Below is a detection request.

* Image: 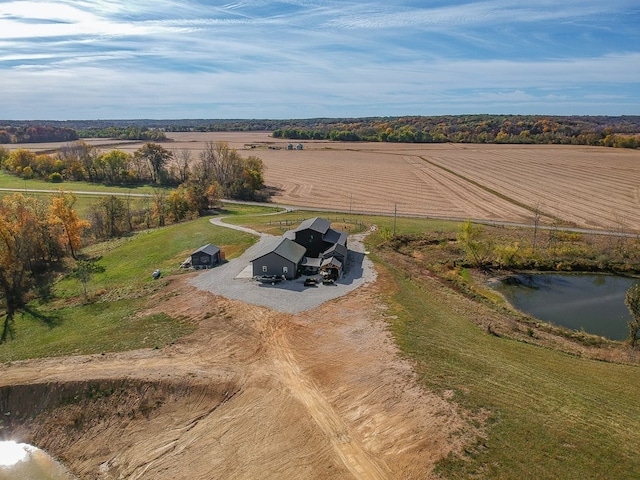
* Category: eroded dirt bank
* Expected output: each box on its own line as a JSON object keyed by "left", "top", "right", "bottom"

{"left": 0, "top": 275, "right": 475, "bottom": 479}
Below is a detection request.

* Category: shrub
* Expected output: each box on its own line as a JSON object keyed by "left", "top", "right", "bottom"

{"left": 49, "top": 172, "right": 63, "bottom": 183}
{"left": 21, "top": 165, "right": 34, "bottom": 179}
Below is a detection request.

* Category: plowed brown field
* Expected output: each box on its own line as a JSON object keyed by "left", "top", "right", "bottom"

{"left": 125, "top": 132, "right": 640, "bottom": 231}
{"left": 12, "top": 132, "right": 640, "bottom": 230}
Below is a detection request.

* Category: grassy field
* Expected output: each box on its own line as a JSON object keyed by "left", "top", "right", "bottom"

{"left": 371, "top": 230, "right": 640, "bottom": 480}
{"left": 0, "top": 170, "right": 158, "bottom": 195}
{"left": 0, "top": 214, "right": 258, "bottom": 362}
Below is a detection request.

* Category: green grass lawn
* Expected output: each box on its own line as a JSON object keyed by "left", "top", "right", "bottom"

{"left": 56, "top": 215, "right": 257, "bottom": 297}
{"left": 0, "top": 170, "right": 158, "bottom": 195}
{"left": 376, "top": 252, "right": 640, "bottom": 480}
{"left": 0, "top": 300, "right": 192, "bottom": 362}
{"left": 0, "top": 215, "right": 257, "bottom": 362}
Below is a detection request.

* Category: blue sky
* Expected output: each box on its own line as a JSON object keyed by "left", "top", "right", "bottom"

{"left": 1, "top": 0, "right": 638, "bottom": 120}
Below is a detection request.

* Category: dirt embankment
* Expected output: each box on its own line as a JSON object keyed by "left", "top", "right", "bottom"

{"left": 0, "top": 273, "right": 476, "bottom": 479}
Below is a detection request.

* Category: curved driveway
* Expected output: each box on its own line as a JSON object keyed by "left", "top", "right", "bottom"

{"left": 188, "top": 217, "right": 377, "bottom": 314}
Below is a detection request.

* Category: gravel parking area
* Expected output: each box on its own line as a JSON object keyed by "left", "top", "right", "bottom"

{"left": 189, "top": 220, "right": 377, "bottom": 314}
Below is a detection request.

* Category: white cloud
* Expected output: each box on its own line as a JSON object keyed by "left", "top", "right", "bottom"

{"left": 0, "top": 1, "right": 638, "bottom": 118}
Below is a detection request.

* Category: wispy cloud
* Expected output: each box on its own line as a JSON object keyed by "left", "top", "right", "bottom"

{"left": 0, "top": 0, "right": 638, "bottom": 118}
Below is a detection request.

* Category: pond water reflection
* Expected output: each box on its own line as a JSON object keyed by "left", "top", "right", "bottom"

{"left": 0, "top": 441, "right": 75, "bottom": 480}
{"left": 494, "top": 274, "right": 637, "bottom": 341}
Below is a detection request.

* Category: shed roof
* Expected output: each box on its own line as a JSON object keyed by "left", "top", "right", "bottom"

{"left": 323, "top": 228, "right": 348, "bottom": 246}
{"left": 322, "top": 242, "right": 348, "bottom": 259}
{"left": 251, "top": 237, "right": 306, "bottom": 264}
{"left": 191, "top": 243, "right": 220, "bottom": 256}
{"left": 321, "top": 256, "right": 342, "bottom": 269}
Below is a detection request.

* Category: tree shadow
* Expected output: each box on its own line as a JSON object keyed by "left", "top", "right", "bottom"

{"left": 22, "top": 305, "right": 62, "bottom": 328}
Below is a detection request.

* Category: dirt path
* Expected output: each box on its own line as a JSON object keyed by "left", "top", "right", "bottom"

{"left": 271, "top": 330, "right": 390, "bottom": 480}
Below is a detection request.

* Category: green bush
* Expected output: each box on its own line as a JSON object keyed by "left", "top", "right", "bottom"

{"left": 49, "top": 172, "right": 63, "bottom": 183}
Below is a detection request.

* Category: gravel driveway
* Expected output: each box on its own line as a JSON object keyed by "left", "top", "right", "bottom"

{"left": 189, "top": 218, "right": 377, "bottom": 314}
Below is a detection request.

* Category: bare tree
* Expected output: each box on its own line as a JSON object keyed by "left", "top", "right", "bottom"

{"left": 174, "top": 149, "right": 192, "bottom": 184}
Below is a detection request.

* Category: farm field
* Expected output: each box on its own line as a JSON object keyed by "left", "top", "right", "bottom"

{"left": 6, "top": 132, "right": 640, "bottom": 231}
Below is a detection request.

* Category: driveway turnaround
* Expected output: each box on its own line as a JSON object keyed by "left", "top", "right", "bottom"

{"left": 189, "top": 219, "right": 377, "bottom": 314}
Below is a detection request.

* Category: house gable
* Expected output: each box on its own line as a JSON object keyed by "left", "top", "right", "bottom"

{"left": 251, "top": 238, "right": 306, "bottom": 279}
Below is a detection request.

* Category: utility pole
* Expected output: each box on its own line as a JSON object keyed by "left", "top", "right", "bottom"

{"left": 393, "top": 202, "right": 397, "bottom": 236}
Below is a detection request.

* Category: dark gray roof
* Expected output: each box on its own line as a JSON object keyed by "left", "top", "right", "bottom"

{"left": 322, "top": 242, "right": 348, "bottom": 259}
{"left": 251, "top": 237, "right": 306, "bottom": 264}
{"left": 191, "top": 243, "right": 220, "bottom": 256}
{"left": 323, "top": 228, "right": 348, "bottom": 246}
{"left": 293, "top": 217, "right": 331, "bottom": 234}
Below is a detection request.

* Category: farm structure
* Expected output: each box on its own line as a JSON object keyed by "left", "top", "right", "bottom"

{"left": 251, "top": 217, "right": 349, "bottom": 281}
{"left": 189, "top": 244, "right": 222, "bottom": 269}
{"left": 284, "top": 217, "right": 348, "bottom": 257}
{"left": 251, "top": 237, "right": 306, "bottom": 280}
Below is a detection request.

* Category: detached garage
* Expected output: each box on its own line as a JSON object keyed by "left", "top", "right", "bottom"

{"left": 251, "top": 238, "right": 306, "bottom": 280}
{"left": 190, "top": 244, "right": 222, "bottom": 269}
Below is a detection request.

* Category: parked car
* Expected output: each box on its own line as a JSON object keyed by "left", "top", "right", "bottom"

{"left": 255, "top": 275, "right": 284, "bottom": 285}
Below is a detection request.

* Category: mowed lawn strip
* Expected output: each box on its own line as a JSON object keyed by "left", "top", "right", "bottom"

{"left": 374, "top": 248, "right": 640, "bottom": 480}
{"left": 0, "top": 215, "right": 258, "bottom": 362}
{"left": 0, "top": 171, "right": 158, "bottom": 195}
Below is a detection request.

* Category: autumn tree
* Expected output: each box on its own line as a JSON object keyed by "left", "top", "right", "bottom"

{"left": 90, "top": 195, "right": 128, "bottom": 239}
{"left": 458, "top": 220, "right": 491, "bottom": 266}
{"left": 4, "top": 149, "right": 36, "bottom": 174}
{"left": 135, "top": 143, "right": 173, "bottom": 184}
{"left": 151, "top": 188, "right": 167, "bottom": 227}
{"left": 57, "top": 141, "right": 99, "bottom": 182}
{"left": 166, "top": 187, "right": 191, "bottom": 223}
{"left": 173, "top": 149, "right": 192, "bottom": 184}
{"left": 193, "top": 141, "right": 264, "bottom": 199}
{"left": 625, "top": 283, "right": 640, "bottom": 347}
{"left": 0, "top": 194, "right": 74, "bottom": 342}
{"left": 96, "top": 150, "right": 131, "bottom": 184}
{"left": 49, "top": 191, "right": 91, "bottom": 259}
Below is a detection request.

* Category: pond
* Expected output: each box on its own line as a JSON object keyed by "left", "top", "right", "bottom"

{"left": 0, "top": 441, "right": 75, "bottom": 480}
{"left": 494, "top": 273, "right": 638, "bottom": 341}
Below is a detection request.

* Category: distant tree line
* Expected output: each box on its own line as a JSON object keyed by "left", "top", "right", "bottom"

{"left": 3, "top": 115, "right": 638, "bottom": 147}
{"left": 76, "top": 126, "right": 167, "bottom": 141}
{"left": 0, "top": 125, "right": 77, "bottom": 144}
{"left": 271, "top": 115, "right": 640, "bottom": 148}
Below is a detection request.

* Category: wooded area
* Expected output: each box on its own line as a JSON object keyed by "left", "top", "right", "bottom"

{"left": 0, "top": 140, "right": 265, "bottom": 236}
{"left": 2, "top": 115, "right": 639, "bottom": 147}
{"left": 272, "top": 115, "right": 640, "bottom": 147}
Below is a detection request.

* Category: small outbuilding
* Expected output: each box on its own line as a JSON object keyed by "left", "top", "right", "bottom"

{"left": 190, "top": 244, "right": 222, "bottom": 269}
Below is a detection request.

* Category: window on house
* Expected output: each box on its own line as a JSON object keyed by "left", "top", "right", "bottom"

{"left": 262, "top": 265, "right": 268, "bottom": 272}
{"left": 283, "top": 266, "right": 288, "bottom": 274}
